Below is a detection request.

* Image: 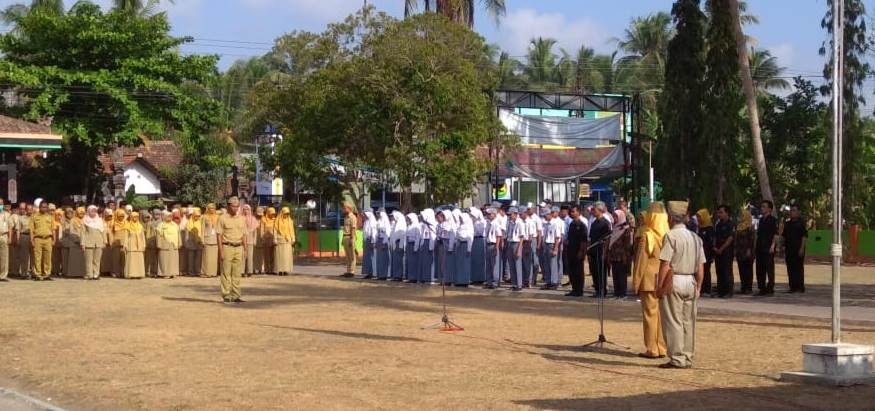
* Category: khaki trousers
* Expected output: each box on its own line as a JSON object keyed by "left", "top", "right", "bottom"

{"left": 659, "top": 275, "right": 698, "bottom": 367}
{"left": 220, "top": 245, "right": 243, "bottom": 300}
{"left": 32, "top": 237, "right": 53, "bottom": 280}
{"left": 83, "top": 247, "right": 103, "bottom": 279}
{"left": 16, "top": 235, "right": 32, "bottom": 277}
{"left": 638, "top": 291, "right": 667, "bottom": 357}
{"left": 0, "top": 241, "right": 8, "bottom": 279}
{"left": 343, "top": 236, "right": 356, "bottom": 274}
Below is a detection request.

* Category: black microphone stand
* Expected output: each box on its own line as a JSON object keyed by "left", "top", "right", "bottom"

{"left": 583, "top": 232, "right": 629, "bottom": 350}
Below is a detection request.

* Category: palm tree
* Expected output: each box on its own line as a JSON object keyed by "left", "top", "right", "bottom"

{"left": 523, "top": 37, "right": 559, "bottom": 86}
{"left": 616, "top": 12, "right": 674, "bottom": 70}
{"left": 1, "top": 0, "right": 64, "bottom": 25}
{"left": 497, "top": 52, "right": 526, "bottom": 89}
{"left": 404, "top": 0, "right": 506, "bottom": 28}
{"left": 112, "top": 0, "right": 174, "bottom": 16}
{"left": 748, "top": 47, "right": 789, "bottom": 92}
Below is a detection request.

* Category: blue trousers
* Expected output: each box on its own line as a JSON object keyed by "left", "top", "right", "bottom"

{"left": 391, "top": 243, "right": 405, "bottom": 280}
{"left": 405, "top": 242, "right": 419, "bottom": 282}
{"left": 418, "top": 239, "right": 434, "bottom": 283}
{"left": 470, "top": 237, "right": 485, "bottom": 283}
{"left": 521, "top": 241, "right": 534, "bottom": 286}
{"left": 455, "top": 241, "right": 471, "bottom": 285}
{"left": 544, "top": 244, "right": 561, "bottom": 286}
{"left": 362, "top": 240, "right": 375, "bottom": 275}
{"left": 486, "top": 243, "right": 500, "bottom": 286}
{"left": 506, "top": 241, "right": 522, "bottom": 288}
{"left": 376, "top": 242, "right": 390, "bottom": 279}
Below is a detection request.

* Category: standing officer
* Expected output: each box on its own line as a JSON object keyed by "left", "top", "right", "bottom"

{"left": 29, "top": 201, "right": 55, "bottom": 281}
{"left": 656, "top": 201, "right": 706, "bottom": 369}
{"left": 565, "top": 205, "right": 588, "bottom": 297}
{"left": 14, "top": 202, "right": 32, "bottom": 279}
{"left": 341, "top": 203, "right": 358, "bottom": 278}
{"left": 0, "top": 199, "right": 10, "bottom": 281}
{"left": 218, "top": 197, "right": 247, "bottom": 303}
{"left": 782, "top": 204, "right": 808, "bottom": 293}
{"left": 755, "top": 200, "right": 778, "bottom": 296}
{"left": 588, "top": 202, "right": 612, "bottom": 298}
{"left": 713, "top": 205, "right": 735, "bottom": 298}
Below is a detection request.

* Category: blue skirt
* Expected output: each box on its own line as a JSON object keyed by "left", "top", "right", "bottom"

{"left": 455, "top": 241, "right": 471, "bottom": 285}
{"left": 470, "top": 237, "right": 486, "bottom": 283}
{"left": 418, "top": 239, "right": 434, "bottom": 283}
{"left": 376, "top": 242, "right": 390, "bottom": 279}
{"left": 391, "top": 244, "right": 405, "bottom": 280}
{"left": 362, "top": 239, "right": 375, "bottom": 275}
{"left": 436, "top": 239, "right": 451, "bottom": 284}
{"left": 405, "top": 242, "right": 419, "bottom": 281}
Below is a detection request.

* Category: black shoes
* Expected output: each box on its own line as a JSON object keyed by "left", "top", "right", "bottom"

{"left": 341, "top": 272, "right": 355, "bottom": 278}
{"left": 659, "top": 362, "right": 690, "bottom": 369}
{"left": 565, "top": 291, "right": 583, "bottom": 297}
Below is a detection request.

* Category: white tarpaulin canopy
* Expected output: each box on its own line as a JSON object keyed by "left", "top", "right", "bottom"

{"left": 498, "top": 109, "right": 621, "bottom": 148}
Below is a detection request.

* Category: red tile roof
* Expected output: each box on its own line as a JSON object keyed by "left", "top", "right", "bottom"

{"left": 0, "top": 115, "right": 55, "bottom": 135}
{"left": 97, "top": 141, "right": 183, "bottom": 176}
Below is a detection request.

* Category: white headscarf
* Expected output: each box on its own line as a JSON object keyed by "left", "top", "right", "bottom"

{"left": 83, "top": 205, "right": 105, "bottom": 232}
{"left": 377, "top": 211, "right": 391, "bottom": 243}
{"left": 363, "top": 211, "right": 378, "bottom": 243}
{"left": 457, "top": 212, "right": 474, "bottom": 242}
{"left": 440, "top": 209, "right": 456, "bottom": 233}
{"left": 406, "top": 213, "right": 421, "bottom": 249}
{"left": 420, "top": 209, "right": 437, "bottom": 229}
{"left": 390, "top": 210, "right": 407, "bottom": 247}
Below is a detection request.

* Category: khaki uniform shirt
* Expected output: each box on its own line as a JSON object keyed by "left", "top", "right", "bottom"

{"left": 218, "top": 213, "right": 245, "bottom": 245}
{"left": 30, "top": 213, "right": 54, "bottom": 238}
{"left": 343, "top": 213, "right": 358, "bottom": 237}
{"left": 659, "top": 224, "right": 706, "bottom": 275}
{"left": 15, "top": 214, "right": 30, "bottom": 235}
{"left": 0, "top": 212, "right": 10, "bottom": 243}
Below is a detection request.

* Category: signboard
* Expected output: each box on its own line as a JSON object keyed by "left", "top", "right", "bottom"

{"left": 271, "top": 177, "right": 283, "bottom": 196}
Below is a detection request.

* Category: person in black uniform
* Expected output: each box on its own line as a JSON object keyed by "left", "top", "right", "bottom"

{"left": 588, "top": 201, "right": 611, "bottom": 298}
{"left": 695, "top": 209, "right": 715, "bottom": 296}
{"left": 564, "top": 205, "right": 588, "bottom": 297}
{"left": 713, "top": 205, "right": 735, "bottom": 298}
{"left": 755, "top": 200, "right": 778, "bottom": 296}
{"left": 783, "top": 204, "right": 808, "bottom": 293}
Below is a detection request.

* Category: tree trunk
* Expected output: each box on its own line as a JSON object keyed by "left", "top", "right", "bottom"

{"left": 728, "top": 0, "right": 774, "bottom": 203}
{"left": 401, "top": 185, "right": 413, "bottom": 213}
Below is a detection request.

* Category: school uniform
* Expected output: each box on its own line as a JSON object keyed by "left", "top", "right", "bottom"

{"left": 375, "top": 211, "right": 391, "bottom": 279}
{"left": 361, "top": 212, "right": 377, "bottom": 277}
{"left": 542, "top": 216, "right": 563, "bottom": 287}
{"left": 418, "top": 210, "right": 437, "bottom": 283}
{"left": 389, "top": 211, "right": 407, "bottom": 281}
{"left": 454, "top": 213, "right": 474, "bottom": 286}
{"left": 484, "top": 214, "right": 504, "bottom": 287}
{"left": 436, "top": 210, "right": 456, "bottom": 285}
{"left": 505, "top": 215, "right": 526, "bottom": 289}
{"left": 469, "top": 208, "right": 486, "bottom": 284}
{"left": 405, "top": 214, "right": 421, "bottom": 282}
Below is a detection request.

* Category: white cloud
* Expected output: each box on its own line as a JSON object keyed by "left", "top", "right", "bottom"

{"left": 235, "top": 0, "right": 373, "bottom": 21}
{"left": 495, "top": 9, "right": 611, "bottom": 58}
{"left": 767, "top": 42, "right": 796, "bottom": 68}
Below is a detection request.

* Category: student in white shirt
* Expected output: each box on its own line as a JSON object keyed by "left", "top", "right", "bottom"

{"left": 418, "top": 209, "right": 438, "bottom": 283}
{"left": 483, "top": 208, "right": 504, "bottom": 289}
{"left": 469, "top": 207, "right": 487, "bottom": 284}
{"left": 404, "top": 213, "right": 421, "bottom": 282}
{"left": 505, "top": 207, "right": 526, "bottom": 291}
{"left": 541, "top": 209, "right": 564, "bottom": 289}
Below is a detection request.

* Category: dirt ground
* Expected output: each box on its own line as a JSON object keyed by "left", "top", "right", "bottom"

{"left": 0, "top": 264, "right": 873, "bottom": 411}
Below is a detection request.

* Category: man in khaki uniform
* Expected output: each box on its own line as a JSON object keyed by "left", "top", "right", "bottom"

{"left": 30, "top": 201, "right": 56, "bottom": 281}
{"left": 656, "top": 201, "right": 705, "bottom": 369}
{"left": 0, "top": 199, "right": 10, "bottom": 281}
{"left": 341, "top": 203, "right": 358, "bottom": 278}
{"left": 218, "top": 197, "right": 246, "bottom": 303}
{"left": 13, "top": 202, "right": 31, "bottom": 278}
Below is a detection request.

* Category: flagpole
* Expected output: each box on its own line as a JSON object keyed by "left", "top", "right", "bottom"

{"left": 830, "top": 0, "right": 843, "bottom": 344}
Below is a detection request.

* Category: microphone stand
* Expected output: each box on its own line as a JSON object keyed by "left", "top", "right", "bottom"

{"left": 423, "top": 238, "right": 464, "bottom": 332}
{"left": 583, "top": 231, "right": 629, "bottom": 350}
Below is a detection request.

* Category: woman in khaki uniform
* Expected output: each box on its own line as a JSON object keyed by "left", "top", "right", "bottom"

{"left": 110, "top": 209, "right": 128, "bottom": 278}
{"left": 122, "top": 212, "right": 145, "bottom": 279}
{"left": 175, "top": 208, "right": 188, "bottom": 276}
{"left": 186, "top": 208, "right": 204, "bottom": 277}
{"left": 273, "top": 207, "right": 295, "bottom": 276}
{"left": 157, "top": 211, "right": 180, "bottom": 279}
{"left": 143, "top": 212, "right": 158, "bottom": 277}
{"left": 62, "top": 207, "right": 86, "bottom": 278}
{"left": 241, "top": 205, "right": 258, "bottom": 276}
{"left": 100, "top": 209, "right": 113, "bottom": 276}
{"left": 260, "top": 207, "right": 277, "bottom": 274}
{"left": 253, "top": 207, "right": 265, "bottom": 274}
{"left": 52, "top": 208, "right": 64, "bottom": 276}
{"left": 632, "top": 203, "right": 670, "bottom": 359}
{"left": 82, "top": 206, "right": 106, "bottom": 280}
{"left": 201, "top": 204, "right": 219, "bottom": 277}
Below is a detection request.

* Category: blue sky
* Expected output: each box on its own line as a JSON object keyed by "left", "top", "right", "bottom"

{"left": 0, "top": 0, "right": 846, "bottom": 84}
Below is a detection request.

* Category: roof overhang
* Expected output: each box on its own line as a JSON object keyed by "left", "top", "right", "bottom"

{"left": 0, "top": 132, "right": 63, "bottom": 150}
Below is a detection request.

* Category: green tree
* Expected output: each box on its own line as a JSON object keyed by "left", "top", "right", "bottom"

{"left": 1, "top": 0, "right": 64, "bottom": 25}
{"left": 523, "top": 37, "right": 559, "bottom": 86}
{"left": 658, "top": 0, "right": 707, "bottom": 203}
{"left": 616, "top": 12, "right": 673, "bottom": 70}
{"left": 0, "top": 2, "right": 224, "bottom": 196}
{"left": 405, "top": 0, "right": 506, "bottom": 28}
{"left": 112, "top": 0, "right": 174, "bottom": 16}
{"left": 748, "top": 47, "right": 789, "bottom": 92}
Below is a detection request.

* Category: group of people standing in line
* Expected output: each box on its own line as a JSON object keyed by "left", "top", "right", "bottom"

{"left": 340, "top": 197, "right": 809, "bottom": 369}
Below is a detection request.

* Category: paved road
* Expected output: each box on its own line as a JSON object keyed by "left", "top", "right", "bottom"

{"left": 290, "top": 262, "right": 875, "bottom": 324}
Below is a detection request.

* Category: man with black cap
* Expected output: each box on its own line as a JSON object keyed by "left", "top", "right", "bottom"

{"left": 656, "top": 200, "right": 705, "bottom": 369}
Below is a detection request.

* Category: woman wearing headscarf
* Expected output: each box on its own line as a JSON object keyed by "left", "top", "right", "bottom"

{"left": 274, "top": 207, "right": 296, "bottom": 276}
{"left": 361, "top": 210, "right": 378, "bottom": 279}
{"left": 100, "top": 209, "right": 113, "bottom": 276}
{"left": 156, "top": 211, "right": 181, "bottom": 279}
{"left": 469, "top": 207, "right": 487, "bottom": 284}
{"left": 110, "top": 209, "right": 128, "bottom": 278}
{"left": 121, "top": 211, "right": 146, "bottom": 279}
{"left": 201, "top": 204, "right": 219, "bottom": 278}
{"left": 404, "top": 213, "right": 421, "bottom": 283}
{"left": 389, "top": 210, "right": 407, "bottom": 281}
{"left": 253, "top": 206, "right": 266, "bottom": 274}
{"left": 186, "top": 208, "right": 204, "bottom": 277}
{"left": 242, "top": 204, "right": 258, "bottom": 276}
{"left": 735, "top": 209, "right": 755, "bottom": 294}
{"left": 173, "top": 208, "right": 187, "bottom": 276}
{"left": 82, "top": 206, "right": 106, "bottom": 280}
{"left": 62, "top": 207, "right": 86, "bottom": 278}
{"left": 419, "top": 209, "right": 438, "bottom": 284}
{"left": 696, "top": 208, "right": 716, "bottom": 296}
{"left": 375, "top": 210, "right": 391, "bottom": 280}
{"left": 608, "top": 209, "right": 634, "bottom": 299}
{"left": 632, "top": 202, "right": 670, "bottom": 359}
{"left": 260, "top": 207, "right": 277, "bottom": 274}
{"left": 455, "top": 210, "right": 474, "bottom": 287}
{"left": 436, "top": 209, "right": 457, "bottom": 285}
{"left": 52, "top": 208, "right": 65, "bottom": 276}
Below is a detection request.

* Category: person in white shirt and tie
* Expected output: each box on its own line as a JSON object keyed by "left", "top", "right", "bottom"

{"left": 469, "top": 207, "right": 487, "bottom": 284}
{"left": 483, "top": 208, "right": 504, "bottom": 289}
{"left": 541, "top": 208, "right": 564, "bottom": 290}
{"left": 505, "top": 207, "right": 526, "bottom": 291}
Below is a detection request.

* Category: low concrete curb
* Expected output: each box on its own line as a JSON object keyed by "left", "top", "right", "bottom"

{"left": 0, "top": 387, "right": 66, "bottom": 411}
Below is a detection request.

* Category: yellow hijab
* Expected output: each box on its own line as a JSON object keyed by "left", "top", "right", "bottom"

{"left": 643, "top": 202, "right": 670, "bottom": 258}
{"left": 276, "top": 207, "right": 294, "bottom": 242}
{"left": 205, "top": 203, "right": 218, "bottom": 226}
{"left": 263, "top": 207, "right": 277, "bottom": 230}
{"left": 696, "top": 208, "right": 713, "bottom": 228}
{"left": 159, "top": 212, "right": 180, "bottom": 248}
{"left": 53, "top": 209, "right": 64, "bottom": 230}
{"left": 126, "top": 212, "right": 143, "bottom": 234}
{"left": 187, "top": 207, "right": 203, "bottom": 240}
{"left": 737, "top": 209, "right": 753, "bottom": 232}
{"left": 73, "top": 207, "right": 85, "bottom": 228}
{"left": 112, "top": 209, "right": 128, "bottom": 232}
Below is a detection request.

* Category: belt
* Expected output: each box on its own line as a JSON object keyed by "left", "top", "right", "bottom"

{"left": 673, "top": 273, "right": 695, "bottom": 276}
{"left": 34, "top": 235, "right": 52, "bottom": 239}
{"left": 223, "top": 242, "right": 243, "bottom": 247}
{"left": 474, "top": 236, "right": 484, "bottom": 238}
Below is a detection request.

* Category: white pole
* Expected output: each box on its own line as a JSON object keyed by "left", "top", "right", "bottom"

{"left": 830, "top": 0, "right": 844, "bottom": 344}
{"left": 649, "top": 168, "right": 655, "bottom": 202}
{"left": 648, "top": 140, "right": 654, "bottom": 201}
